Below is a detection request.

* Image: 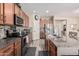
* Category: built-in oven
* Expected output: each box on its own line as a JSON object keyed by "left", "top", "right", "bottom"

{"left": 14, "top": 14, "right": 23, "bottom": 26}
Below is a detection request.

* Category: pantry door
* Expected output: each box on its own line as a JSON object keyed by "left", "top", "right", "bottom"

{"left": 33, "top": 14, "right": 40, "bottom": 40}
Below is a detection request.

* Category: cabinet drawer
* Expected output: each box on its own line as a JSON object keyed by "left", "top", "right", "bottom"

{"left": 0, "top": 44, "right": 14, "bottom": 53}
{"left": 4, "top": 48, "right": 14, "bottom": 56}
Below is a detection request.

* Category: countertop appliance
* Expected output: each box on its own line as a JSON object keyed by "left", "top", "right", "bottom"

{"left": 14, "top": 14, "right": 23, "bottom": 26}
{"left": 6, "top": 29, "right": 20, "bottom": 38}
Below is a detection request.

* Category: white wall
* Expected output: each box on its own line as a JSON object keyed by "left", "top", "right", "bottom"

{"left": 32, "top": 14, "right": 40, "bottom": 40}
{"left": 28, "top": 14, "right": 40, "bottom": 40}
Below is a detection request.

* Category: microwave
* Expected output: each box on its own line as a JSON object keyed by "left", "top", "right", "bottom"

{"left": 14, "top": 14, "right": 23, "bottom": 26}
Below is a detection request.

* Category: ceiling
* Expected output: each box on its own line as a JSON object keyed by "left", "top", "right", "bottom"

{"left": 20, "top": 3, "right": 79, "bottom": 17}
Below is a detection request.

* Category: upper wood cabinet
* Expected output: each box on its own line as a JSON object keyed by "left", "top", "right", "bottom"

{"left": 23, "top": 13, "right": 29, "bottom": 27}
{"left": 4, "top": 3, "right": 14, "bottom": 25}
{"left": 15, "top": 4, "right": 20, "bottom": 16}
{"left": 22, "top": 11, "right": 25, "bottom": 27}
{"left": 0, "top": 3, "right": 29, "bottom": 26}
{"left": 40, "top": 18, "right": 49, "bottom": 28}
{"left": 25, "top": 14, "right": 29, "bottom": 27}
{"left": 0, "top": 3, "right": 3, "bottom": 24}
{"left": 19, "top": 8, "right": 23, "bottom": 18}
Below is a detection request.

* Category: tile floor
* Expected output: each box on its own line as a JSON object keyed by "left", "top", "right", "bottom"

{"left": 29, "top": 39, "right": 45, "bottom": 56}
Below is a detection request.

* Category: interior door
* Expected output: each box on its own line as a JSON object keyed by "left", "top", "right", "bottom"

{"left": 33, "top": 14, "right": 40, "bottom": 40}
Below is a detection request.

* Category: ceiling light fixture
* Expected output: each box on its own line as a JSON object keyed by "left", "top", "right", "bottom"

{"left": 33, "top": 10, "right": 36, "bottom": 13}
{"left": 46, "top": 10, "right": 49, "bottom": 13}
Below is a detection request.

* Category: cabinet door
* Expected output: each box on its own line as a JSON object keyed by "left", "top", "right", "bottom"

{"left": 4, "top": 3, "right": 14, "bottom": 25}
{"left": 0, "top": 43, "right": 14, "bottom": 56}
{"left": 19, "top": 9, "right": 23, "bottom": 19}
{"left": 50, "top": 46, "right": 54, "bottom": 56}
{"left": 15, "top": 39, "right": 21, "bottom": 56}
{"left": 0, "top": 3, "right": 3, "bottom": 24}
{"left": 48, "top": 44, "right": 51, "bottom": 56}
{"left": 22, "top": 12, "right": 26, "bottom": 26}
{"left": 15, "top": 44, "right": 21, "bottom": 56}
{"left": 15, "top": 4, "right": 20, "bottom": 16}
{"left": 4, "top": 49, "right": 14, "bottom": 56}
{"left": 45, "top": 39, "right": 48, "bottom": 51}
{"left": 0, "top": 53, "right": 4, "bottom": 56}
{"left": 25, "top": 15, "right": 29, "bottom": 27}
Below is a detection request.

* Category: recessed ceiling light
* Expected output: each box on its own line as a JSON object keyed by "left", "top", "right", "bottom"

{"left": 46, "top": 10, "right": 49, "bottom": 13}
{"left": 33, "top": 10, "right": 36, "bottom": 13}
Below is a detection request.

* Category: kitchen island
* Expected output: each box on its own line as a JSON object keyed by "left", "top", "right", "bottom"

{"left": 45, "top": 35, "right": 79, "bottom": 56}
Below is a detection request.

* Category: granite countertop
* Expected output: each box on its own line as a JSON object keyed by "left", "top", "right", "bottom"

{"left": 46, "top": 34, "right": 79, "bottom": 55}
{"left": 0, "top": 37, "right": 20, "bottom": 49}
{"left": 46, "top": 34, "right": 79, "bottom": 47}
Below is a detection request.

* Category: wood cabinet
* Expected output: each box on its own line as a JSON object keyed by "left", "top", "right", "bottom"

{"left": 15, "top": 4, "right": 20, "bottom": 16}
{"left": 20, "top": 10, "right": 29, "bottom": 27}
{"left": 0, "top": 3, "right": 3, "bottom": 24}
{"left": 0, "top": 3, "right": 29, "bottom": 26}
{"left": 45, "top": 39, "right": 48, "bottom": 51}
{"left": 4, "top": 3, "right": 14, "bottom": 25}
{"left": 0, "top": 43, "right": 14, "bottom": 56}
{"left": 15, "top": 38, "right": 21, "bottom": 56}
{"left": 0, "top": 38, "right": 21, "bottom": 56}
{"left": 40, "top": 18, "right": 49, "bottom": 28}
{"left": 19, "top": 8, "right": 23, "bottom": 19}
{"left": 48, "top": 40, "right": 57, "bottom": 56}
{"left": 40, "top": 18, "right": 48, "bottom": 39}
{"left": 25, "top": 15, "right": 29, "bottom": 27}
{"left": 23, "top": 12, "right": 26, "bottom": 27}
{"left": 3, "top": 44, "right": 14, "bottom": 56}
{"left": 45, "top": 39, "right": 57, "bottom": 56}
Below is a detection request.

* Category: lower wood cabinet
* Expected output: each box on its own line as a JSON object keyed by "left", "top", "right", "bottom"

{"left": 45, "top": 39, "right": 48, "bottom": 51}
{"left": 0, "top": 43, "right": 14, "bottom": 56}
{"left": 0, "top": 38, "right": 21, "bottom": 56}
{"left": 4, "top": 49, "right": 14, "bottom": 56}
{"left": 14, "top": 38, "right": 21, "bottom": 56}
{"left": 15, "top": 44, "right": 21, "bottom": 56}
{"left": 45, "top": 39, "right": 57, "bottom": 56}
{"left": 49, "top": 40, "right": 57, "bottom": 56}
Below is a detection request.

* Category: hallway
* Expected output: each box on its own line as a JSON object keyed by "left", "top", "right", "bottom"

{"left": 25, "top": 39, "right": 48, "bottom": 56}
